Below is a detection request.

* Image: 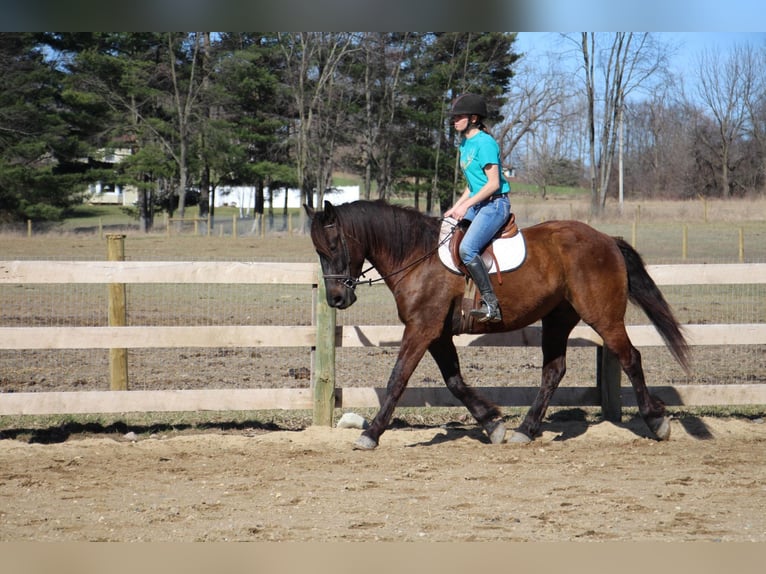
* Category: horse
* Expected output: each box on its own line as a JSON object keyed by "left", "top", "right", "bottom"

{"left": 304, "top": 199, "right": 690, "bottom": 450}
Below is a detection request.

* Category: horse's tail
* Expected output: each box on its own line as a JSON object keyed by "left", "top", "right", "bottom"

{"left": 615, "top": 237, "right": 691, "bottom": 373}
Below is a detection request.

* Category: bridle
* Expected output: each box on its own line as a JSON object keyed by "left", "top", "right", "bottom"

{"left": 319, "top": 219, "right": 457, "bottom": 291}
{"left": 318, "top": 223, "right": 360, "bottom": 290}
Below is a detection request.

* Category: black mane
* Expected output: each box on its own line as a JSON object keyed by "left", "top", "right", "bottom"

{"left": 328, "top": 200, "right": 441, "bottom": 265}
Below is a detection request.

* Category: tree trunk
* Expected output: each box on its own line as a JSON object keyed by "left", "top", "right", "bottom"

{"left": 199, "top": 165, "right": 210, "bottom": 218}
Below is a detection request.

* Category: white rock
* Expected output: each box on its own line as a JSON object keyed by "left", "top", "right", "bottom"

{"left": 336, "top": 412, "right": 368, "bottom": 429}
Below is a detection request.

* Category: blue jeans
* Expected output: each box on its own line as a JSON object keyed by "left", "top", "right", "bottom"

{"left": 458, "top": 194, "right": 511, "bottom": 264}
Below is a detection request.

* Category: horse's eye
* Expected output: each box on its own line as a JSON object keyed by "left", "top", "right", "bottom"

{"left": 325, "top": 231, "right": 342, "bottom": 253}
{"left": 316, "top": 237, "right": 339, "bottom": 260}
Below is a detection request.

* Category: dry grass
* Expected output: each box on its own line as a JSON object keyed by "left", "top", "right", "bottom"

{"left": 3, "top": 196, "right": 766, "bottom": 262}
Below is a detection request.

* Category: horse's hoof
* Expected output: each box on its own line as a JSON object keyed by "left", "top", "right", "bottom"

{"left": 485, "top": 420, "right": 507, "bottom": 444}
{"left": 353, "top": 435, "right": 378, "bottom": 450}
{"left": 648, "top": 416, "right": 671, "bottom": 441}
{"left": 508, "top": 431, "right": 532, "bottom": 444}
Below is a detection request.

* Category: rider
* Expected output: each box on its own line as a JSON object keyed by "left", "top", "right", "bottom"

{"left": 444, "top": 93, "right": 511, "bottom": 323}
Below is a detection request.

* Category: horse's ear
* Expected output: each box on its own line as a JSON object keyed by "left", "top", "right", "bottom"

{"left": 303, "top": 204, "right": 315, "bottom": 220}
{"left": 323, "top": 201, "right": 336, "bottom": 221}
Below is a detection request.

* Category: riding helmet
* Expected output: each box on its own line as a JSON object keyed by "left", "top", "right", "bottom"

{"left": 449, "top": 93, "right": 488, "bottom": 118}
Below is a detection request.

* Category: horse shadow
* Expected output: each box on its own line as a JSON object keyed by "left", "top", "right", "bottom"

{"left": 0, "top": 419, "right": 286, "bottom": 445}
{"left": 403, "top": 424, "right": 489, "bottom": 447}
{"left": 402, "top": 409, "right": 592, "bottom": 447}
{"left": 401, "top": 407, "right": 716, "bottom": 447}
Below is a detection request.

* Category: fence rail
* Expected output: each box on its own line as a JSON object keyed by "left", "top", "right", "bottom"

{"left": 1, "top": 257, "right": 765, "bottom": 423}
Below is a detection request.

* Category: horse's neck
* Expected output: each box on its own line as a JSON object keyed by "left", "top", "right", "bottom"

{"left": 348, "top": 208, "right": 437, "bottom": 277}
{"left": 366, "top": 231, "right": 434, "bottom": 280}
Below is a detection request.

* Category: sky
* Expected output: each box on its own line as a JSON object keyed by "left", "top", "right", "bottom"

{"left": 2, "top": 0, "right": 766, "bottom": 32}
{"left": 514, "top": 32, "right": 766, "bottom": 99}
{"left": 661, "top": 32, "right": 766, "bottom": 73}
{"left": 516, "top": 32, "right": 766, "bottom": 76}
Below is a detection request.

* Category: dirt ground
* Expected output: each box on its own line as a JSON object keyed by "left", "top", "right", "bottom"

{"left": 1, "top": 412, "right": 764, "bottom": 542}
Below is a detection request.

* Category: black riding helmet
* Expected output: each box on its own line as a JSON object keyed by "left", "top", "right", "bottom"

{"left": 449, "top": 93, "right": 488, "bottom": 118}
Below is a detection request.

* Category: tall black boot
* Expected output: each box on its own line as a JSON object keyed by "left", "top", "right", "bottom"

{"left": 465, "top": 256, "right": 502, "bottom": 323}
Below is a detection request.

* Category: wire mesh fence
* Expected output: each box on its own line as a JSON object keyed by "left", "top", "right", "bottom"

{"left": 1, "top": 214, "right": 765, "bottom": 399}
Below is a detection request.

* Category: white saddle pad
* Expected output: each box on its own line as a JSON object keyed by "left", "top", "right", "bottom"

{"left": 438, "top": 217, "right": 527, "bottom": 275}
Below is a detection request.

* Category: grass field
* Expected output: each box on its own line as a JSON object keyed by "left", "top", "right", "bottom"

{"left": 3, "top": 194, "right": 765, "bottom": 264}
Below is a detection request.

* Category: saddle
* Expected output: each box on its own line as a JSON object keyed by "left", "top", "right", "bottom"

{"left": 449, "top": 213, "right": 518, "bottom": 284}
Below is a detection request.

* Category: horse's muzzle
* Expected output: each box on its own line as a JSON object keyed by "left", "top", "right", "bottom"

{"left": 325, "top": 281, "right": 357, "bottom": 309}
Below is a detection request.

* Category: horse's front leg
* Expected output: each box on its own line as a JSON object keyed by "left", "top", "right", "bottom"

{"left": 354, "top": 327, "right": 432, "bottom": 450}
{"left": 429, "top": 335, "right": 506, "bottom": 444}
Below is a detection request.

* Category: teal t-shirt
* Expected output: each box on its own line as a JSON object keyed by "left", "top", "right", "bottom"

{"left": 459, "top": 131, "right": 510, "bottom": 197}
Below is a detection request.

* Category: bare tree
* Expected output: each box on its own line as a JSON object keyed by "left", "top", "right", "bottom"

{"left": 694, "top": 44, "right": 757, "bottom": 198}
{"left": 744, "top": 45, "right": 766, "bottom": 192}
{"left": 577, "top": 33, "right": 668, "bottom": 214}
{"left": 277, "top": 32, "right": 356, "bottom": 228}
{"left": 358, "top": 33, "right": 409, "bottom": 201}
{"left": 163, "top": 32, "right": 207, "bottom": 222}
{"left": 496, "top": 50, "right": 578, "bottom": 196}
{"left": 497, "top": 64, "right": 571, "bottom": 163}
{"left": 625, "top": 81, "right": 693, "bottom": 199}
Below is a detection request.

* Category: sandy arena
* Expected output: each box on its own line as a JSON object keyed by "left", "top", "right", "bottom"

{"left": 1, "top": 413, "right": 764, "bottom": 542}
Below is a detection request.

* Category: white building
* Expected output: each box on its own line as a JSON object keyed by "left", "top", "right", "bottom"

{"left": 86, "top": 148, "right": 138, "bottom": 206}
{"left": 87, "top": 181, "right": 139, "bottom": 206}
{"left": 214, "top": 185, "right": 359, "bottom": 211}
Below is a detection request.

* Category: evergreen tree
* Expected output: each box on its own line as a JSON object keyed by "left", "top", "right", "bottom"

{"left": 0, "top": 33, "right": 94, "bottom": 222}
{"left": 213, "top": 33, "right": 296, "bottom": 227}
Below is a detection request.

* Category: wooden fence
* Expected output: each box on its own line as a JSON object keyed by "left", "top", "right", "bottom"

{"left": 1, "top": 242, "right": 765, "bottom": 425}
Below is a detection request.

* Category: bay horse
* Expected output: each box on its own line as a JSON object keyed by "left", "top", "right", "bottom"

{"left": 304, "top": 199, "right": 690, "bottom": 450}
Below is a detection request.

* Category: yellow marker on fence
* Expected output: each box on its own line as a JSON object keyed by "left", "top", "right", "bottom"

{"left": 631, "top": 220, "right": 637, "bottom": 248}
{"left": 739, "top": 227, "right": 745, "bottom": 262}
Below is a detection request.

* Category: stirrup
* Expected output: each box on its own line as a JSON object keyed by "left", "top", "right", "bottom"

{"left": 470, "top": 300, "right": 502, "bottom": 323}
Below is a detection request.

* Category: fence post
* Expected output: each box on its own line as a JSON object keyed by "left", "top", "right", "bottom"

{"left": 312, "top": 266, "right": 336, "bottom": 427}
{"left": 106, "top": 234, "right": 129, "bottom": 391}
{"left": 597, "top": 346, "right": 622, "bottom": 422}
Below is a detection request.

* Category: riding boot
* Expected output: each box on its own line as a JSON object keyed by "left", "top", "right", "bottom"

{"left": 465, "top": 256, "right": 503, "bottom": 323}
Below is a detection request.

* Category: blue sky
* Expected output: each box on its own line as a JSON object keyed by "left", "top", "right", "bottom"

{"left": 657, "top": 32, "right": 766, "bottom": 74}
{"left": 515, "top": 32, "right": 766, "bottom": 80}
{"left": 504, "top": 1, "right": 766, "bottom": 31}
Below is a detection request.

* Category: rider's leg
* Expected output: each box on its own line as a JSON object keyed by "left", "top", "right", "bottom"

{"left": 459, "top": 196, "right": 509, "bottom": 324}
{"left": 464, "top": 256, "right": 502, "bottom": 322}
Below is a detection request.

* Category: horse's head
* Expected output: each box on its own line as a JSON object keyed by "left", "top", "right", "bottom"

{"left": 304, "top": 201, "right": 364, "bottom": 309}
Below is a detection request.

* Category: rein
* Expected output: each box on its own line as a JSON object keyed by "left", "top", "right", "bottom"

{"left": 321, "top": 218, "right": 456, "bottom": 290}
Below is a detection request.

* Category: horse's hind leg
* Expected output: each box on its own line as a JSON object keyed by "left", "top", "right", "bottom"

{"left": 429, "top": 335, "right": 506, "bottom": 444}
{"left": 600, "top": 326, "right": 670, "bottom": 440}
{"left": 512, "top": 305, "right": 580, "bottom": 443}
